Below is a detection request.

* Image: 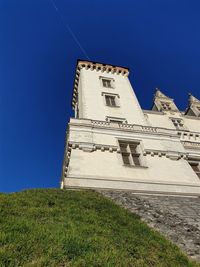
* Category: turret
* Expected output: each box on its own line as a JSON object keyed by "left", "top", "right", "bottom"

{"left": 152, "top": 88, "right": 179, "bottom": 112}
{"left": 185, "top": 93, "right": 200, "bottom": 117}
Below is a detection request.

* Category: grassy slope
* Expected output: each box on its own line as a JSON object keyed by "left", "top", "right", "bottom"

{"left": 0, "top": 189, "right": 199, "bottom": 267}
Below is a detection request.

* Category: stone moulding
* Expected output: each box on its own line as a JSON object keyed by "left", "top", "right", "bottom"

{"left": 182, "top": 141, "right": 200, "bottom": 150}
{"left": 64, "top": 175, "right": 200, "bottom": 196}
{"left": 67, "top": 141, "right": 118, "bottom": 153}
{"left": 66, "top": 141, "right": 187, "bottom": 160}
{"left": 144, "top": 150, "right": 185, "bottom": 160}
{"left": 70, "top": 118, "right": 179, "bottom": 137}
{"left": 187, "top": 154, "right": 200, "bottom": 161}
{"left": 69, "top": 119, "right": 200, "bottom": 143}
{"left": 66, "top": 174, "right": 200, "bottom": 187}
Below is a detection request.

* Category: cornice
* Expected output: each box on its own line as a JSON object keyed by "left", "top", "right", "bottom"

{"left": 69, "top": 118, "right": 179, "bottom": 138}
{"left": 64, "top": 175, "right": 200, "bottom": 190}
{"left": 143, "top": 110, "right": 164, "bottom": 115}
{"left": 65, "top": 141, "right": 188, "bottom": 161}
{"left": 68, "top": 141, "right": 118, "bottom": 153}
{"left": 77, "top": 60, "right": 129, "bottom": 76}
{"left": 182, "top": 141, "right": 200, "bottom": 150}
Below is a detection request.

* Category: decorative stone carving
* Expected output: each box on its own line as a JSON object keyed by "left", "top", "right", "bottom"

{"left": 182, "top": 141, "right": 200, "bottom": 149}
{"left": 79, "top": 143, "right": 94, "bottom": 152}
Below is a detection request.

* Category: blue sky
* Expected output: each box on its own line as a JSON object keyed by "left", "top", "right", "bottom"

{"left": 1, "top": 0, "right": 200, "bottom": 192}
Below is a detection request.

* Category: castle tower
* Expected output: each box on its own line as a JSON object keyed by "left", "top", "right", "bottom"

{"left": 61, "top": 60, "right": 200, "bottom": 195}
{"left": 72, "top": 61, "right": 147, "bottom": 125}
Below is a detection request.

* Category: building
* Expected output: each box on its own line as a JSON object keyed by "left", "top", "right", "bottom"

{"left": 61, "top": 60, "right": 200, "bottom": 195}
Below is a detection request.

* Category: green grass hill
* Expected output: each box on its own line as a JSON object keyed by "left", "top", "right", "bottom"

{"left": 0, "top": 189, "right": 199, "bottom": 267}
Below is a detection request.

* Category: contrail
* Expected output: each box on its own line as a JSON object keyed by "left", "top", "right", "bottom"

{"left": 49, "top": 0, "right": 91, "bottom": 60}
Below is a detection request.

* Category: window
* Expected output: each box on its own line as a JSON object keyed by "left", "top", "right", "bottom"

{"left": 106, "top": 117, "right": 127, "bottom": 124}
{"left": 102, "top": 78, "right": 112, "bottom": 88}
{"left": 171, "top": 118, "right": 184, "bottom": 130}
{"left": 100, "top": 76, "right": 115, "bottom": 88}
{"left": 110, "top": 119, "right": 122, "bottom": 124}
{"left": 188, "top": 161, "right": 200, "bottom": 178}
{"left": 160, "top": 101, "right": 171, "bottom": 111}
{"left": 119, "top": 141, "right": 141, "bottom": 166}
{"left": 102, "top": 92, "right": 120, "bottom": 107}
{"left": 196, "top": 106, "right": 200, "bottom": 111}
{"left": 105, "top": 95, "right": 117, "bottom": 107}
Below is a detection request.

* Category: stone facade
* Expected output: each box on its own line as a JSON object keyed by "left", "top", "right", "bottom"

{"left": 100, "top": 190, "right": 200, "bottom": 261}
{"left": 61, "top": 60, "right": 200, "bottom": 195}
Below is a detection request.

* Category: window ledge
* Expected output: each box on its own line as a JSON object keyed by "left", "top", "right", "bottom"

{"left": 123, "top": 164, "right": 148, "bottom": 169}
{"left": 106, "top": 105, "right": 120, "bottom": 108}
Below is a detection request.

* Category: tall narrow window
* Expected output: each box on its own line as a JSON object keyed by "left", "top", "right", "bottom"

{"left": 105, "top": 95, "right": 116, "bottom": 107}
{"left": 189, "top": 162, "right": 200, "bottom": 178}
{"left": 102, "top": 78, "right": 112, "bottom": 88}
{"left": 119, "top": 141, "right": 141, "bottom": 166}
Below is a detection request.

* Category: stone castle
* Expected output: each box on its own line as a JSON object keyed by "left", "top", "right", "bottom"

{"left": 61, "top": 60, "right": 200, "bottom": 195}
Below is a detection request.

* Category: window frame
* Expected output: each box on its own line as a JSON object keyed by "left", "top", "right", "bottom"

{"left": 118, "top": 140, "right": 147, "bottom": 168}
{"left": 102, "top": 92, "right": 120, "bottom": 107}
{"left": 105, "top": 95, "right": 116, "bottom": 107}
{"left": 100, "top": 76, "right": 115, "bottom": 89}
{"left": 106, "top": 116, "right": 127, "bottom": 124}
{"left": 102, "top": 79, "right": 112, "bottom": 88}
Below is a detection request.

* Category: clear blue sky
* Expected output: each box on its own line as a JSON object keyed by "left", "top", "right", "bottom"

{"left": 1, "top": 0, "right": 200, "bottom": 192}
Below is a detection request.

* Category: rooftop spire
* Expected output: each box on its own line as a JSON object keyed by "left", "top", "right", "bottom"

{"left": 188, "top": 93, "right": 200, "bottom": 105}
{"left": 154, "top": 88, "right": 171, "bottom": 100}
{"left": 152, "top": 88, "right": 178, "bottom": 112}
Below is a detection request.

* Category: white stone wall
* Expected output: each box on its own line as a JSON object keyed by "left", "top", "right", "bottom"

{"left": 78, "top": 68, "right": 147, "bottom": 125}
{"left": 62, "top": 119, "right": 200, "bottom": 194}
{"left": 145, "top": 111, "right": 200, "bottom": 133}
{"left": 184, "top": 116, "right": 200, "bottom": 132}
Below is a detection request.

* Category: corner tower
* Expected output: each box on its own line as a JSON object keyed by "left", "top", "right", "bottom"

{"left": 72, "top": 60, "right": 147, "bottom": 125}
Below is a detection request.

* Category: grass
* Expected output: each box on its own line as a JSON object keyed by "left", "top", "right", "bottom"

{"left": 0, "top": 189, "right": 199, "bottom": 267}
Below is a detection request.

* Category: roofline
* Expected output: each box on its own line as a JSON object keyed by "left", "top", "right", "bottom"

{"left": 76, "top": 59, "right": 129, "bottom": 71}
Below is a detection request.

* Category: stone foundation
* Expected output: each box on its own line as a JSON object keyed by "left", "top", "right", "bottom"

{"left": 99, "top": 190, "right": 200, "bottom": 261}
